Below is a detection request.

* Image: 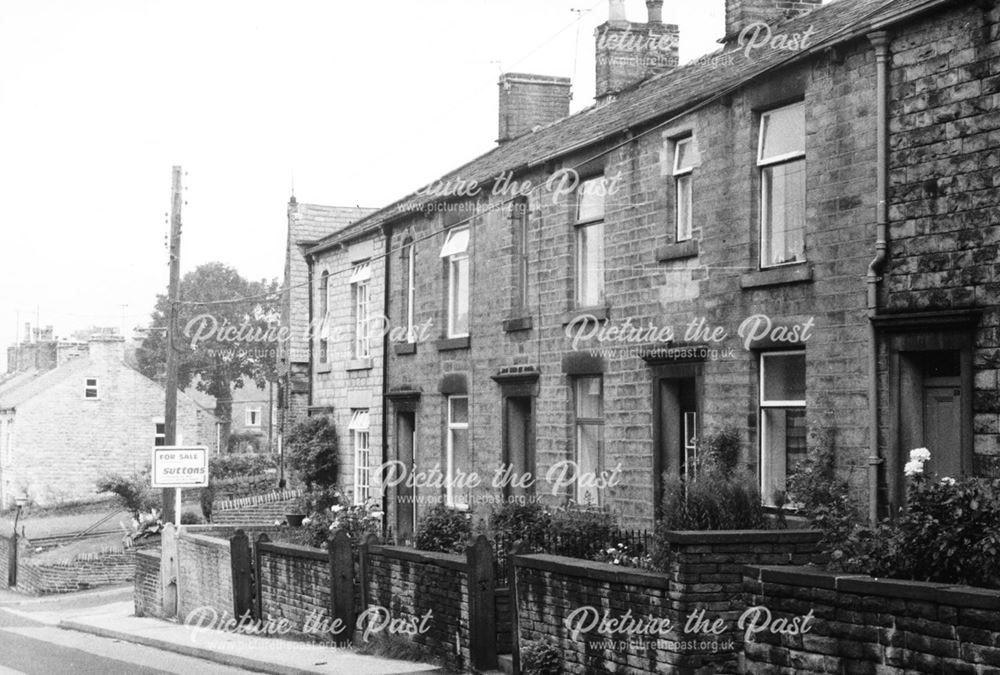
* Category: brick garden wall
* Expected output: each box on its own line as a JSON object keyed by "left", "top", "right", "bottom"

{"left": 177, "top": 531, "right": 233, "bottom": 623}
{"left": 363, "top": 545, "right": 471, "bottom": 670}
{"left": 514, "top": 530, "right": 821, "bottom": 674}
{"left": 743, "top": 565, "right": 1000, "bottom": 673}
{"left": 134, "top": 549, "right": 162, "bottom": 618}
{"left": 256, "top": 540, "right": 335, "bottom": 640}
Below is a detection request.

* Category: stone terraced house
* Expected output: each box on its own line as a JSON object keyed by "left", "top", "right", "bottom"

{"left": 297, "top": 0, "right": 1000, "bottom": 532}
{"left": 0, "top": 333, "right": 216, "bottom": 508}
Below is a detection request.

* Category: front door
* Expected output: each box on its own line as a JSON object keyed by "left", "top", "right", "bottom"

{"left": 503, "top": 397, "right": 533, "bottom": 499}
{"left": 923, "top": 375, "right": 962, "bottom": 478}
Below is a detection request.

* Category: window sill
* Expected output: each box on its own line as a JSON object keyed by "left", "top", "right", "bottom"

{"left": 346, "top": 358, "right": 373, "bottom": 371}
{"left": 562, "top": 306, "right": 610, "bottom": 326}
{"left": 435, "top": 336, "right": 471, "bottom": 351}
{"left": 655, "top": 239, "right": 698, "bottom": 262}
{"left": 740, "top": 263, "right": 812, "bottom": 289}
{"left": 393, "top": 342, "right": 417, "bottom": 356}
{"left": 316, "top": 363, "right": 332, "bottom": 374}
{"left": 503, "top": 315, "right": 533, "bottom": 332}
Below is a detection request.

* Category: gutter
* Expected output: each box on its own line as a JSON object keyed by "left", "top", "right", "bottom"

{"left": 866, "top": 30, "right": 890, "bottom": 524}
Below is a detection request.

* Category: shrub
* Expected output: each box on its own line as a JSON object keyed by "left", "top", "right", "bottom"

{"left": 786, "top": 441, "right": 860, "bottom": 558}
{"left": 209, "top": 453, "right": 276, "bottom": 480}
{"left": 488, "top": 501, "right": 551, "bottom": 552}
{"left": 200, "top": 482, "right": 216, "bottom": 522}
{"left": 886, "top": 469, "right": 1000, "bottom": 588}
{"left": 96, "top": 471, "right": 156, "bottom": 519}
{"left": 521, "top": 637, "right": 562, "bottom": 675}
{"left": 180, "top": 511, "right": 205, "bottom": 525}
{"left": 548, "top": 505, "right": 618, "bottom": 560}
{"left": 226, "top": 431, "right": 265, "bottom": 454}
{"left": 657, "top": 469, "right": 766, "bottom": 532}
{"left": 700, "top": 427, "right": 741, "bottom": 477}
{"left": 286, "top": 417, "right": 339, "bottom": 490}
{"left": 416, "top": 504, "right": 471, "bottom": 554}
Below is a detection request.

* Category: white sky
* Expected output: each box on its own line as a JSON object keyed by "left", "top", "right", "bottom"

{"left": 0, "top": 0, "right": 728, "bottom": 370}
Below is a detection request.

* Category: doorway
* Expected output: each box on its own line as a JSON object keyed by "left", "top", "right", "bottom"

{"left": 502, "top": 396, "right": 534, "bottom": 499}
{"left": 395, "top": 411, "right": 416, "bottom": 541}
{"left": 655, "top": 376, "right": 698, "bottom": 511}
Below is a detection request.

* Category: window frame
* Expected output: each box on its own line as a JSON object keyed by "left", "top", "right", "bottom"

{"left": 319, "top": 270, "right": 330, "bottom": 363}
{"left": 245, "top": 406, "right": 262, "bottom": 428}
{"left": 84, "top": 377, "right": 99, "bottom": 400}
{"left": 350, "top": 409, "right": 371, "bottom": 505}
{"left": 405, "top": 242, "right": 416, "bottom": 342}
{"left": 757, "top": 102, "right": 806, "bottom": 269}
{"left": 673, "top": 137, "right": 694, "bottom": 243}
{"left": 154, "top": 421, "right": 166, "bottom": 446}
{"left": 441, "top": 227, "right": 470, "bottom": 339}
{"left": 446, "top": 395, "right": 470, "bottom": 509}
{"left": 759, "top": 350, "right": 807, "bottom": 507}
{"left": 574, "top": 176, "right": 606, "bottom": 308}
{"left": 512, "top": 198, "right": 530, "bottom": 311}
{"left": 573, "top": 376, "right": 604, "bottom": 506}
{"left": 352, "top": 262, "right": 372, "bottom": 359}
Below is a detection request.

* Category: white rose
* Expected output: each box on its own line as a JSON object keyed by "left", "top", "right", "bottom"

{"left": 909, "top": 447, "right": 931, "bottom": 463}
{"left": 904, "top": 460, "right": 924, "bottom": 477}
{"left": 940, "top": 477, "right": 956, "bottom": 486}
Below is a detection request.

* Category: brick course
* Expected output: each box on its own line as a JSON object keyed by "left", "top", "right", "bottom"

{"left": 743, "top": 564, "right": 1000, "bottom": 674}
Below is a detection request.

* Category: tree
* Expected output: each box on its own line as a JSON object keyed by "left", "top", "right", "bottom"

{"left": 286, "top": 416, "right": 339, "bottom": 490}
{"left": 136, "top": 262, "right": 279, "bottom": 450}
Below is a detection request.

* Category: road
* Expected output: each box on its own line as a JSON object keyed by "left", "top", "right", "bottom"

{"left": 0, "top": 587, "right": 250, "bottom": 675}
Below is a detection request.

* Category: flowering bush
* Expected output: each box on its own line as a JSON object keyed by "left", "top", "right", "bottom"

{"left": 592, "top": 542, "right": 653, "bottom": 569}
{"left": 547, "top": 504, "right": 619, "bottom": 560}
{"left": 488, "top": 501, "right": 551, "bottom": 552}
{"left": 121, "top": 509, "right": 163, "bottom": 548}
{"left": 797, "top": 447, "right": 1000, "bottom": 589}
{"left": 285, "top": 488, "right": 383, "bottom": 550}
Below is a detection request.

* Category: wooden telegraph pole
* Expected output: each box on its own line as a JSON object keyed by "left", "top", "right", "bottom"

{"left": 163, "top": 165, "right": 183, "bottom": 525}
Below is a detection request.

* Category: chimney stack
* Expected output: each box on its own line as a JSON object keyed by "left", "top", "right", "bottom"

{"left": 723, "top": 0, "right": 822, "bottom": 42}
{"left": 498, "top": 73, "right": 572, "bottom": 144}
{"left": 594, "top": 0, "right": 679, "bottom": 104}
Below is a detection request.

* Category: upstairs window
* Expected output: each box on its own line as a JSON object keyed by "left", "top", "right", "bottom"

{"left": 575, "top": 177, "right": 606, "bottom": 308}
{"left": 84, "top": 377, "right": 99, "bottom": 399}
{"left": 245, "top": 406, "right": 261, "bottom": 428}
{"left": 403, "top": 241, "right": 417, "bottom": 342}
{"left": 512, "top": 198, "right": 530, "bottom": 311}
{"left": 440, "top": 227, "right": 470, "bottom": 338}
{"left": 673, "top": 137, "right": 694, "bottom": 242}
{"left": 351, "top": 261, "right": 372, "bottom": 358}
{"left": 319, "top": 270, "right": 330, "bottom": 363}
{"left": 758, "top": 102, "right": 806, "bottom": 267}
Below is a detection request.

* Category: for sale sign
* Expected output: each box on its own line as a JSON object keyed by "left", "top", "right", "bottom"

{"left": 152, "top": 446, "right": 209, "bottom": 488}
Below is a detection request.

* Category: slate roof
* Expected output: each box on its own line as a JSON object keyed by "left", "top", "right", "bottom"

{"left": 291, "top": 203, "right": 377, "bottom": 248}
{"left": 331, "top": 0, "right": 945, "bottom": 239}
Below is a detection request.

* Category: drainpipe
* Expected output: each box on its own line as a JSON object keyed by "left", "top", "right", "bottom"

{"left": 866, "top": 30, "right": 890, "bottom": 524}
{"left": 306, "top": 252, "right": 315, "bottom": 410}
{"left": 381, "top": 224, "right": 392, "bottom": 532}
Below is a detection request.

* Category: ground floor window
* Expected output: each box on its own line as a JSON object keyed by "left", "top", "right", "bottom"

{"left": 446, "top": 396, "right": 469, "bottom": 508}
{"left": 350, "top": 409, "right": 371, "bottom": 505}
{"left": 760, "top": 351, "right": 806, "bottom": 506}
{"left": 573, "top": 376, "right": 604, "bottom": 506}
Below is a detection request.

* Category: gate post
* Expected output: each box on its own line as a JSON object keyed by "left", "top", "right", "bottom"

{"left": 229, "top": 529, "right": 253, "bottom": 619}
{"left": 467, "top": 534, "right": 497, "bottom": 671}
{"left": 329, "top": 529, "right": 354, "bottom": 643}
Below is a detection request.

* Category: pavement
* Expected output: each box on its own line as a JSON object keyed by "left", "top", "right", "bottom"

{"left": 0, "top": 585, "right": 450, "bottom": 675}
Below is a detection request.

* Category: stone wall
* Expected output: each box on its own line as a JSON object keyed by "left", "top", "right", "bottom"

{"left": 514, "top": 529, "right": 821, "bottom": 674}
{"left": 0, "top": 534, "right": 10, "bottom": 588}
{"left": 134, "top": 549, "right": 162, "bottom": 618}
{"left": 743, "top": 565, "right": 1000, "bottom": 674}
{"left": 15, "top": 549, "right": 137, "bottom": 595}
{"left": 256, "top": 540, "right": 336, "bottom": 641}
{"left": 211, "top": 490, "right": 302, "bottom": 525}
{"left": 176, "top": 531, "right": 233, "bottom": 623}
{"left": 363, "top": 545, "right": 470, "bottom": 670}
